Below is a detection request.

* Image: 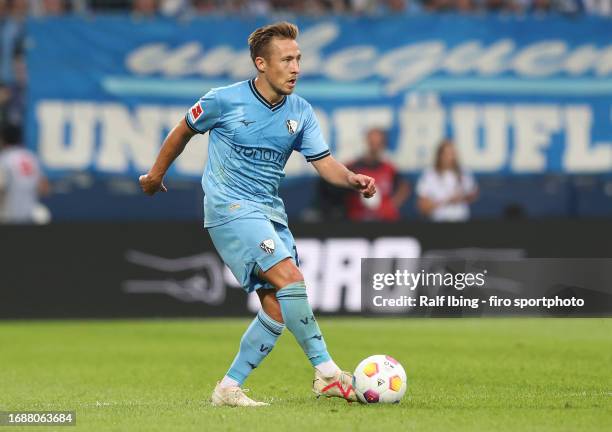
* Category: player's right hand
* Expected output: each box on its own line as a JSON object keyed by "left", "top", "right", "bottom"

{"left": 139, "top": 173, "right": 167, "bottom": 195}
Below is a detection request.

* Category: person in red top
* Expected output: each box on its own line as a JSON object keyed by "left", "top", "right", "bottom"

{"left": 345, "top": 128, "right": 411, "bottom": 221}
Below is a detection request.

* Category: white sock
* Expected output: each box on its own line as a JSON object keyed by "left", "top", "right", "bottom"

{"left": 218, "top": 375, "right": 240, "bottom": 389}
{"left": 315, "top": 360, "right": 340, "bottom": 378}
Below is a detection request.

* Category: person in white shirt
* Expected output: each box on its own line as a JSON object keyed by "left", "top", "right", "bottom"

{"left": 0, "top": 125, "right": 50, "bottom": 224}
{"left": 416, "top": 139, "right": 478, "bottom": 222}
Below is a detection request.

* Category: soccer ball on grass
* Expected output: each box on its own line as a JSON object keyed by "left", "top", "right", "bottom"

{"left": 353, "top": 354, "right": 407, "bottom": 404}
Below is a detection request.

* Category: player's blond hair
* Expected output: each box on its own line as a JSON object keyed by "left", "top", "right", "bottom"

{"left": 248, "top": 22, "right": 299, "bottom": 64}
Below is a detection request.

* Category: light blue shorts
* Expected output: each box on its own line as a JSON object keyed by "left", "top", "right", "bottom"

{"left": 207, "top": 213, "right": 297, "bottom": 293}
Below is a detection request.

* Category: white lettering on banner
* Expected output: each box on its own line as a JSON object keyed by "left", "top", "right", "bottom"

{"left": 36, "top": 100, "right": 612, "bottom": 175}
{"left": 597, "top": 47, "right": 612, "bottom": 76}
{"left": 125, "top": 23, "right": 612, "bottom": 93}
{"left": 452, "top": 104, "right": 508, "bottom": 171}
{"left": 97, "top": 104, "right": 163, "bottom": 172}
{"left": 324, "top": 46, "right": 377, "bottom": 82}
{"left": 512, "top": 105, "right": 561, "bottom": 172}
{"left": 443, "top": 41, "right": 483, "bottom": 74}
{"left": 513, "top": 42, "right": 567, "bottom": 77}
{"left": 475, "top": 39, "right": 515, "bottom": 75}
{"left": 297, "top": 23, "right": 340, "bottom": 76}
{"left": 376, "top": 42, "right": 445, "bottom": 94}
{"left": 565, "top": 45, "right": 600, "bottom": 75}
{"left": 242, "top": 237, "right": 421, "bottom": 313}
{"left": 37, "top": 101, "right": 205, "bottom": 175}
{"left": 37, "top": 101, "right": 96, "bottom": 169}
{"left": 396, "top": 93, "right": 446, "bottom": 171}
{"left": 563, "top": 106, "right": 612, "bottom": 172}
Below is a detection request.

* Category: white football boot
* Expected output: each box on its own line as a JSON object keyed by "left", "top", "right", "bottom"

{"left": 211, "top": 382, "right": 269, "bottom": 407}
{"left": 312, "top": 369, "right": 359, "bottom": 403}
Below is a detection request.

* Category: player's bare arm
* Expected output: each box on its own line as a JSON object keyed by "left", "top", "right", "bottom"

{"left": 139, "top": 118, "right": 197, "bottom": 195}
{"left": 312, "top": 154, "right": 377, "bottom": 198}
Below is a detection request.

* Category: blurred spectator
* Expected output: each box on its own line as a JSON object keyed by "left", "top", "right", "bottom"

{"left": 0, "top": 0, "right": 606, "bottom": 16}
{"left": 132, "top": 0, "right": 159, "bottom": 16}
{"left": 0, "top": 53, "right": 26, "bottom": 128}
{"left": 350, "top": 0, "right": 377, "bottom": 14}
{"left": 530, "top": 0, "right": 553, "bottom": 12}
{"left": 416, "top": 139, "right": 478, "bottom": 222}
{"left": 345, "top": 128, "right": 411, "bottom": 221}
{"left": 40, "top": 0, "right": 66, "bottom": 15}
{"left": 0, "top": 124, "right": 50, "bottom": 224}
{"left": 423, "top": 0, "right": 454, "bottom": 11}
{"left": 483, "top": 0, "right": 517, "bottom": 12}
{"left": 159, "top": 0, "right": 188, "bottom": 16}
{"left": 243, "top": 0, "right": 272, "bottom": 15}
{"left": 583, "top": 0, "right": 611, "bottom": 15}
{"left": 0, "top": 0, "right": 26, "bottom": 86}
{"left": 89, "top": 0, "right": 130, "bottom": 11}
{"left": 191, "top": 0, "right": 216, "bottom": 14}
{"left": 379, "top": 0, "right": 423, "bottom": 13}
{"left": 455, "top": 0, "right": 477, "bottom": 12}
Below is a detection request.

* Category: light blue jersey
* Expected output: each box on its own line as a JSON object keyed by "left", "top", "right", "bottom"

{"left": 185, "top": 79, "right": 330, "bottom": 228}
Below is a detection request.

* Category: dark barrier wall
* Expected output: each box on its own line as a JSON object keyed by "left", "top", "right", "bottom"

{"left": 1, "top": 220, "right": 611, "bottom": 319}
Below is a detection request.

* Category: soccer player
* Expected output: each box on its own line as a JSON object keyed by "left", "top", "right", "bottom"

{"left": 139, "top": 22, "right": 376, "bottom": 407}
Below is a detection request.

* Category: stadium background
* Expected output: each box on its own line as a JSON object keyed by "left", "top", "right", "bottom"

{"left": 1, "top": 0, "right": 611, "bottom": 316}
{"left": 0, "top": 2, "right": 611, "bottom": 431}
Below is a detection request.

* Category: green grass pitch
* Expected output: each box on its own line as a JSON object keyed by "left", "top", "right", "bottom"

{"left": 1, "top": 318, "right": 610, "bottom": 431}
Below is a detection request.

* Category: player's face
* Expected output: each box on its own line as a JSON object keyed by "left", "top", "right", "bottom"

{"left": 262, "top": 38, "right": 301, "bottom": 96}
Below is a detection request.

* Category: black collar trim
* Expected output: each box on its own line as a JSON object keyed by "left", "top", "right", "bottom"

{"left": 249, "top": 79, "right": 286, "bottom": 112}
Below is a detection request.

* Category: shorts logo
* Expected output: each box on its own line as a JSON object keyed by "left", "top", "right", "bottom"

{"left": 191, "top": 103, "right": 203, "bottom": 120}
{"left": 286, "top": 119, "right": 298, "bottom": 135}
{"left": 260, "top": 239, "right": 275, "bottom": 254}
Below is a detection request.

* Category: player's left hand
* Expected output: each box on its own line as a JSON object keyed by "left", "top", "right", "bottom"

{"left": 349, "top": 173, "right": 376, "bottom": 198}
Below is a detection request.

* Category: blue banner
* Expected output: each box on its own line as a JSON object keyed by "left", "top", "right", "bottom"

{"left": 26, "top": 16, "right": 612, "bottom": 178}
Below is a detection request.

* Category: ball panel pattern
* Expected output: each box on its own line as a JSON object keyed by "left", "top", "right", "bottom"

{"left": 363, "top": 389, "right": 380, "bottom": 403}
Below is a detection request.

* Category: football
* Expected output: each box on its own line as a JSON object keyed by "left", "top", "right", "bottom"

{"left": 353, "top": 354, "right": 407, "bottom": 404}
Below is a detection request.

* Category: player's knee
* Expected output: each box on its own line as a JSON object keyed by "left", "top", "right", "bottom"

{"left": 266, "top": 258, "right": 303, "bottom": 290}
{"left": 278, "top": 264, "right": 303, "bottom": 288}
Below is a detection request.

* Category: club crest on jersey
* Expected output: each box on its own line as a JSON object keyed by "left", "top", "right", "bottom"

{"left": 286, "top": 119, "right": 298, "bottom": 135}
{"left": 191, "top": 103, "right": 203, "bottom": 120}
{"left": 260, "top": 239, "right": 275, "bottom": 255}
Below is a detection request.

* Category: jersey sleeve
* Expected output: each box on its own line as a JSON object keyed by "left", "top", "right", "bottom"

{"left": 294, "top": 104, "right": 330, "bottom": 163}
{"left": 185, "top": 89, "right": 222, "bottom": 134}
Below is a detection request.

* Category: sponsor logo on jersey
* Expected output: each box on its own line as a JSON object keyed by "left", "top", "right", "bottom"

{"left": 231, "top": 143, "right": 287, "bottom": 166}
{"left": 260, "top": 239, "right": 275, "bottom": 254}
{"left": 191, "top": 103, "right": 203, "bottom": 120}
{"left": 286, "top": 119, "right": 298, "bottom": 135}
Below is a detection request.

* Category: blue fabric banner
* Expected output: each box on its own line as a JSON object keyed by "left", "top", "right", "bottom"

{"left": 26, "top": 16, "right": 612, "bottom": 178}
